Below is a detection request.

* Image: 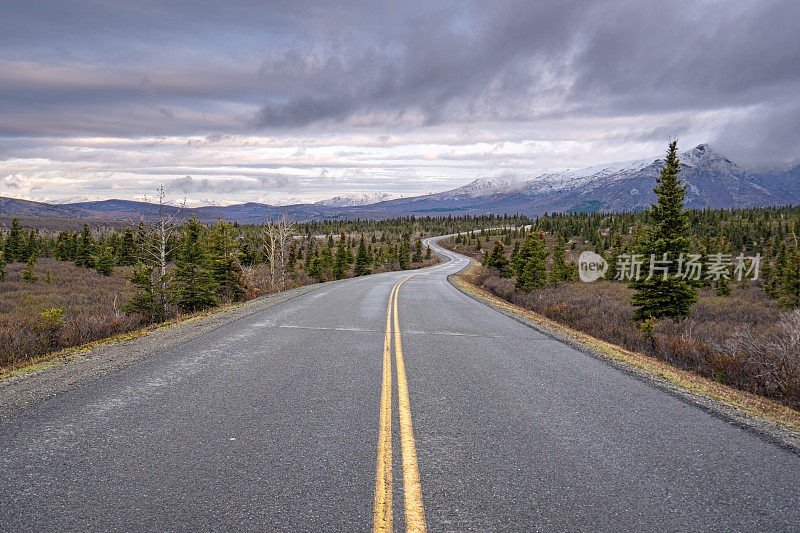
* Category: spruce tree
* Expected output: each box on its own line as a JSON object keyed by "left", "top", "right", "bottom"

{"left": 354, "top": 236, "right": 372, "bottom": 276}
{"left": 208, "top": 220, "right": 245, "bottom": 302}
{"left": 333, "top": 231, "right": 349, "bottom": 279}
{"left": 425, "top": 246, "right": 432, "bottom": 260}
{"left": 515, "top": 232, "right": 548, "bottom": 292}
{"left": 713, "top": 235, "right": 731, "bottom": 297}
{"left": 308, "top": 256, "right": 325, "bottom": 282}
{"left": 398, "top": 239, "right": 410, "bottom": 270}
{"left": 45, "top": 269, "right": 52, "bottom": 284}
{"left": 630, "top": 141, "right": 698, "bottom": 321}
{"left": 549, "top": 234, "right": 572, "bottom": 283}
{"left": 413, "top": 239, "right": 423, "bottom": 263}
{"left": 287, "top": 240, "right": 297, "bottom": 277}
{"left": 75, "top": 224, "right": 96, "bottom": 268}
{"left": 607, "top": 232, "right": 625, "bottom": 281}
{"left": 24, "top": 230, "right": 38, "bottom": 259}
{"left": 320, "top": 244, "right": 333, "bottom": 276}
{"left": 22, "top": 254, "right": 39, "bottom": 283}
{"left": 6, "top": 217, "right": 22, "bottom": 262}
{"left": 171, "top": 218, "right": 219, "bottom": 312}
{"left": 118, "top": 227, "right": 137, "bottom": 266}
{"left": 95, "top": 245, "right": 115, "bottom": 276}
{"left": 0, "top": 251, "right": 5, "bottom": 282}
{"left": 124, "top": 262, "right": 166, "bottom": 322}
{"left": 778, "top": 246, "right": 800, "bottom": 309}
{"left": 485, "top": 241, "right": 511, "bottom": 277}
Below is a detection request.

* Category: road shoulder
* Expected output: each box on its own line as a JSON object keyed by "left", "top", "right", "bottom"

{"left": 0, "top": 283, "right": 323, "bottom": 419}
{"left": 447, "top": 265, "right": 800, "bottom": 454}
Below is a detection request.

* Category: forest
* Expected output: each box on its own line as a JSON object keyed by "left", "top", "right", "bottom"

{"left": 0, "top": 208, "right": 529, "bottom": 370}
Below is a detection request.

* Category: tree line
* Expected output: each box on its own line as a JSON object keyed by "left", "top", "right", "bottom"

{"left": 453, "top": 141, "right": 800, "bottom": 317}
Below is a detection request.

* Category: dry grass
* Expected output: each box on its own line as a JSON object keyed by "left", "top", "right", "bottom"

{"left": 0, "top": 258, "right": 141, "bottom": 369}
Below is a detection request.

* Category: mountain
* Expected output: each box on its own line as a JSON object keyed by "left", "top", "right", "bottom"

{"left": 509, "top": 144, "right": 796, "bottom": 213}
{"left": 314, "top": 192, "right": 399, "bottom": 207}
{"left": 341, "top": 144, "right": 798, "bottom": 217}
{"left": 1, "top": 144, "right": 798, "bottom": 223}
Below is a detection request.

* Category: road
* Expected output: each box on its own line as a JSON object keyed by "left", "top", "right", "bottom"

{"left": 2, "top": 237, "right": 800, "bottom": 532}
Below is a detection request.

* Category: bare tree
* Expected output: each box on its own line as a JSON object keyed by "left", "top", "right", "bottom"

{"left": 262, "top": 213, "right": 293, "bottom": 291}
{"left": 136, "top": 184, "right": 183, "bottom": 316}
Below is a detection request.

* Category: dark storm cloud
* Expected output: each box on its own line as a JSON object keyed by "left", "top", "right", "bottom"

{"left": 1, "top": 0, "right": 799, "bottom": 158}
{"left": 173, "top": 174, "right": 298, "bottom": 194}
{"left": 252, "top": 1, "right": 800, "bottom": 123}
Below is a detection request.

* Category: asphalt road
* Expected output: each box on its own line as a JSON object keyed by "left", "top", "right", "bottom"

{"left": 2, "top": 237, "right": 800, "bottom": 532}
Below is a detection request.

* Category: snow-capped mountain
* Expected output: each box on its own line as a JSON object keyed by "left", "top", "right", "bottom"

{"left": 437, "top": 176, "right": 522, "bottom": 198}
{"left": 166, "top": 198, "right": 233, "bottom": 208}
{"left": 41, "top": 195, "right": 107, "bottom": 204}
{"left": 314, "top": 192, "right": 399, "bottom": 207}
{"left": 507, "top": 143, "right": 795, "bottom": 212}
{"left": 5, "top": 144, "right": 799, "bottom": 222}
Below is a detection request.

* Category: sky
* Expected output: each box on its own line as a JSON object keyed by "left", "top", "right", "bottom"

{"left": 1, "top": 0, "right": 799, "bottom": 206}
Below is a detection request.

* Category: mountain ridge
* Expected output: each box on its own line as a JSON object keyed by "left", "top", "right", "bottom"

{"left": 2, "top": 144, "right": 798, "bottom": 223}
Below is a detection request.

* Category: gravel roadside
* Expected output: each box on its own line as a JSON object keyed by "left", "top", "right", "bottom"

{"left": 0, "top": 282, "right": 323, "bottom": 420}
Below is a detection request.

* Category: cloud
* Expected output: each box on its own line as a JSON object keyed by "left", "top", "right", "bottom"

{"left": 713, "top": 96, "right": 800, "bottom": 164}
{"left": 172, "top": 174, "right": 299, "bottom": 194}
{"left": 1, "top": 0, "right": 799, "bottom": 203}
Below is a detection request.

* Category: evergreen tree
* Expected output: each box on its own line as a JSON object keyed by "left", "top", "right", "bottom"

{"left": 208, "top": 220, "right": 245, "bottom": 302}
{"left": 607, "top": 232, "right": 625, "bottom": 281}
{"left": 778, "top": 246, "right": 800, "bottom": 309}
{"left": 287, "top": 240, "right": 297, "bottom": 277}
{"left": 425, "top": 246, "right": 432, "bottom": 260}
{"left": 6, "top": 217, "right": 22, "bottom": 262}
{"left": 398, "top": 239, "right": 410, "bottom": 270}
{"left": 515, "top": 232, "right": 548, "bottom": 292}
{"left": 413, "top": 239, "right": 423, "bottom": 263}
{"left": 333, "top": 231, "right": 349, "bottom": 279}
{"left": 124, "top": 262, "right": 166, "bottom": 322}
{"left": 484, "top": 241, "right": 511, "bottom": 277}
{"left": 55, "top": 232, "right": 70, "bottom": 261}
{"left": 308, "top": 256, "right": 325, "bottom": 282}
{"left": 768, "top": 243, "right": 789, "bottom": 298}
{"left": 549, "top": 234, "right": 572, "bottom": 283}
{"left": 0, "top": 251, "right": 5, "bottom": 282}
{"left": 24, "top": 230, "right": 38, "bottom": 259}
{"left": 118, "top": 227, "right": 137, "bottom": 266}
{"left": 354, "top": 236, "right": 372, "bottom": 276}
{"left": 75, "top": 224, "right": 96, "bottom": 268}
{"left": 320, "top": 244, "right": 334, "bottom": 277}
{"left": 630, "top": 141, "right": 698, "bottom": 321}
{"left": 45, "top": 269, "right": 52, "bottom": 284}
{"left": 95, "top": 245, "right": 115, "bottom": 276}
{"left": 22, "top": 254, "right": 39, "bottom": 283}
{"left": 713, "top": 235, "right": 731, "bottom": 297}
{"left": 171, "top": 218, "right": 219, "bottom": 312}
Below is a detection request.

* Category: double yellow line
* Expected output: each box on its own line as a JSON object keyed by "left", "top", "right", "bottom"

{"left": 373, "top": 275, "right": 427, "bottom": 533}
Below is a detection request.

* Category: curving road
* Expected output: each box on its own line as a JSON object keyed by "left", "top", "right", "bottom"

{"left": 2, "top": 237, "right": 800, "bottom": 531}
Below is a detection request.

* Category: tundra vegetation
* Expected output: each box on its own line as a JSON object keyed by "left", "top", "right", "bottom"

{"left": 0, "top": 208, "right": 528, "bottom": 370}
{"left": 444, "top": 142, "right": 800, "bottom": 408}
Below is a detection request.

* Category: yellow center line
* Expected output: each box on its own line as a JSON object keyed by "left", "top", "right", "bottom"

{"left": 393, "top": 276, "right": 427, "bottom": 532}
{"left": 373, "top": 282, "right": 397, "bottom": 533}
{"left": 373, "top": 274, "right": 427, "bottom": 533}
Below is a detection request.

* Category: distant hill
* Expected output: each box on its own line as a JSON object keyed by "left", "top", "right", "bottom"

{"left": 2, "top": 144, "right": 798, "bottom": 223}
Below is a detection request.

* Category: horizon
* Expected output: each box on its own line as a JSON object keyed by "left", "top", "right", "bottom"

{"left": 3, "top": 141, "right": 749, "bottom": 208}
{"left": 2, "top": 2, "right": 800, "bottom": 206}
